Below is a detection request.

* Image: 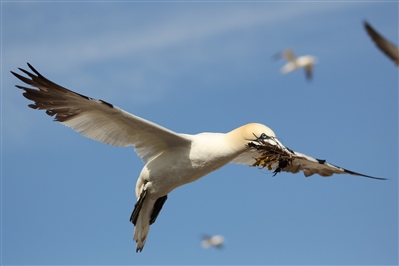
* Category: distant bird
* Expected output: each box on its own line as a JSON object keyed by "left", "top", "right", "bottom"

{"left": 364, "top": 21, "right": 399, "bottom": 66}
{"left": 274, "top": 49, "right": 317, "bottom": 80}
{"left": 201, "top": 235, "right": 224, "bottom": 249}
{"left": 11, "top": 63, "right": 385, "bottom": 252}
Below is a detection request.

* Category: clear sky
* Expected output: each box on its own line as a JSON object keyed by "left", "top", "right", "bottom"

{"left": 1, "top": 1, "right": 398, "bottom": 265}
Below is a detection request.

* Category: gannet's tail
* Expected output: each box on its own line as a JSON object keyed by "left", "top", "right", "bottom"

{"left": 132, "top": 198, "right": 154, "bottom": 252}
{"left": 130, "top": 190, "right": 168, "bottom": 252}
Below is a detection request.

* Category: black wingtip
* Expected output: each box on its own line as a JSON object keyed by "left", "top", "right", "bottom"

{"left": 363, "top": 175, "right": 387, "bottom": 181}
{"left": 362, "top": 175, "right": 388, "bottom": 181}
{"left": 363, "top": 20, "right": 374, "bottom": 33}
{"left": 26, "top": 62, "right": 41, "bottom": 76}
{"left": 344, "top": 168, "right": 387, "bottom": 181}
{"left": 10, "top": 70, "right": 18, "bottom": 78}
{"left": 12, "top": 63, "right": 40, "bottom": 78}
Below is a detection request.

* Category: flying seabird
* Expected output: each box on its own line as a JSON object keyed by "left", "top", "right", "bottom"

{"left": 364, "top": 21, "right": 399, "bottom": 66}
{"left": 11, "top": 63, "right": 385, "bottom": 252}
{"left": 274, "top": 49, "right": 317, "bottom": 81}
{"left": 201, "top": 235, "right": 225, "bottom": 249}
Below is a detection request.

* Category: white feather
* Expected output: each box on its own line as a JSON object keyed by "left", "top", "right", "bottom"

{"left": 12, "top": 64, "right": 384, "bottom": 252}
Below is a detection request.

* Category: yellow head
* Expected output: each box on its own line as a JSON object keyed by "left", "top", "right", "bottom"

{"left": 227, "top": 123, "right": 276, "bottom": 149}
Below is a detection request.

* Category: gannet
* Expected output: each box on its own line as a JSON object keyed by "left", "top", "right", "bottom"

{"left": 364, "top": 21, "right": 399, "bottom": 66}
{"left": 274, "top": 49, "right": 316, "bottom": 80}
{"left": 11, "top": 63, "right": 385, "bottom": 252}
{"left": 201, "top": 235, "right": 224, "bottom": 249}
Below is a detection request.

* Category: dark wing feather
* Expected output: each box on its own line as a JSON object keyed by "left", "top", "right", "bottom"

{"left": 304, "top": 64, "right": 313, "bottom": 81}
{"left": 246, "top": 138, "right": 385, "bottom": 180}
{"left": 11, "top": 63, "right": 191, "bottom": 163}
{"left": 280, "top": 152, "right": 386, "bottom": 180}
{"left": 364, "top": 21, "right": 399, "bottom": 66}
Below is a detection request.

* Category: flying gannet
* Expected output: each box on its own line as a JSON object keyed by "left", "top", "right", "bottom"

{"left": 274, "top": 49, "right": 317, "bottom": 80}
{"left": 364, "top": 21, "right": 399, "bottom": 66}
{"left": 201, "top": 235, "right": 225, "bottom": 249}
{"left": 11, "top": 63, "right": 384, "bottom": 252}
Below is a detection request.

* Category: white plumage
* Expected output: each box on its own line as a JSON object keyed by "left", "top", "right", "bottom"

{"left": 275, "top": 49, "right": 317, "bottom": 80}
{"left": 201, "top": 235, "right": 225, "bottom": 249}
{"left": 11, "top": 64, "right": 384, "bottom": 252}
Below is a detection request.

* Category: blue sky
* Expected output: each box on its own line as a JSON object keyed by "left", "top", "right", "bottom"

{"left": 1, "top": 1, "right": 398, "bottom": 265}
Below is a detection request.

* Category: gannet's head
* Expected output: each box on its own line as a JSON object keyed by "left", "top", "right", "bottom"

{"left": 228, "top": 123, "right": 276, "bottom": 147}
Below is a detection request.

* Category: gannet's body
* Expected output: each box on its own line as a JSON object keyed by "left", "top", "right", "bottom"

{"left": 201, "top": 235, "right": 225, "bottom": 249}
{"left": 364, "top": 21, "right": 399, "bottom": 66}
{"left": 275, "top": 49, "right": 316, "bottom": 80}
{"left": 12, "top": 64, "right": 383, "bottom": 252}
{"left": 131, "top": 127, "right": 269, "bottom": 250}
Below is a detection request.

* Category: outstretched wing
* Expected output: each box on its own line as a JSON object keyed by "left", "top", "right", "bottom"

{"left": 11, "top": 63, "right": 191, "bottom": 163}
{"left": 364, "top": 21, "right": 399, "bottom": 66}
{"left": 304, "top": 64, "right": 313, "bottom": 81}
{"left": 277, "top": 151, "right": 385, "bottom": 179}
{"left": 283, "top": 49, "right": 296, "bottom": 62}
{"left": 273, "top": 49, "right": 296, "bottom": 62}
{"left": 232, "top": 136, "right": 385, "bottom": 180}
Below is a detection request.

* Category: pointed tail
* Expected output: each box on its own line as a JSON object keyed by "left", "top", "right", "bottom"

{"left": 130, "top": 194, "right": 168, "bottom": 252}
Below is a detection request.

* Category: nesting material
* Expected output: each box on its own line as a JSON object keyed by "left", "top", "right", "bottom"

{"left": 248, "top": 134, "right": 295, "bottom": 176}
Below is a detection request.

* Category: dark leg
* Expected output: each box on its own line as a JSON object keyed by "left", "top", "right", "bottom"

{"left": 149, "top": 195, "right": 168, "bottom": 225}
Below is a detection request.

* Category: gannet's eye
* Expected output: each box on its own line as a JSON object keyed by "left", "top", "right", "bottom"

{"left": 254, "top": 133, "right": 270, "bottom": 141}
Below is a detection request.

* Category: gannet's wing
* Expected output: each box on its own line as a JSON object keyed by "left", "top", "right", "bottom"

{"left": 231, "top": 138, "right": 385, "bottom": 180}
{"left": 277, "top": 151, "right": 385, "bottom": 180}
{"left": 283, "top": 49, "right": 297, "bottom": 62}
{"left": 364, "top": 21, "right": 399, "bottom": 66}
{"left": 304, "top": 63, "right": 313, "bottom": 80}
{"left": 11, "top": 63, "right": 191, "bottom": 163}
{"left": 273, "top": 49, "right": 296, "bottom": 62}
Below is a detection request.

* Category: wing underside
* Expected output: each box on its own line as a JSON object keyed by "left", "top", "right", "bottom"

{"left": 11, "top": 63, "right": 191, "bottom": 163}
{"left": 236, "top": 136, "right": 385, "bottom": 180}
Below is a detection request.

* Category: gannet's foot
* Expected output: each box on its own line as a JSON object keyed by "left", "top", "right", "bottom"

{"left": 130, "top": 188, "right": 147, "bottom": 225}
{"left": 150, "top": 195, "right": 168, "bottom": 225}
